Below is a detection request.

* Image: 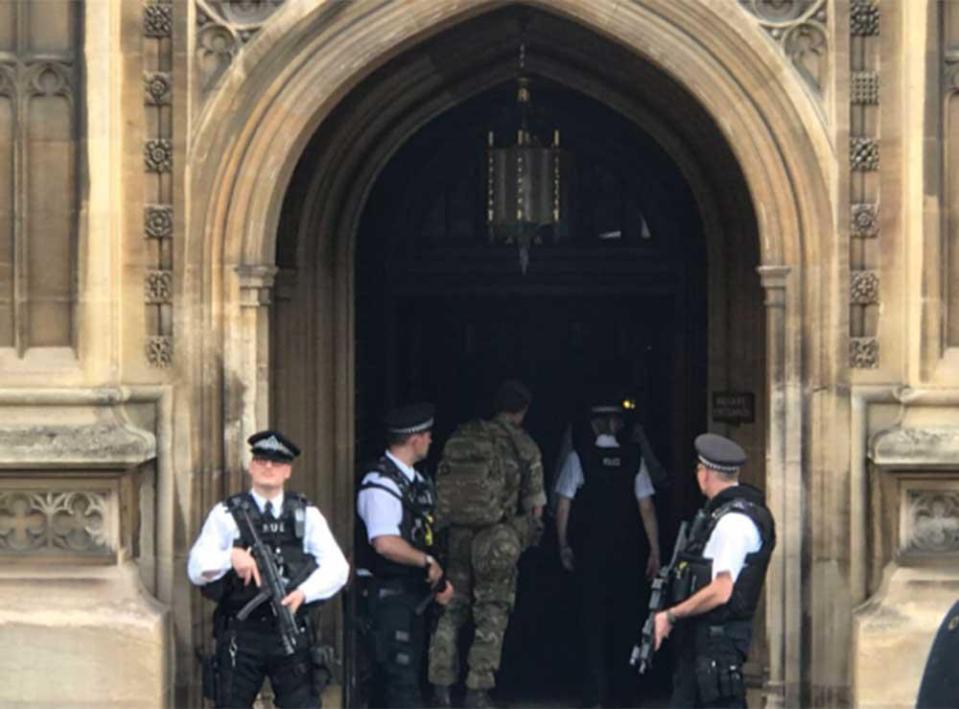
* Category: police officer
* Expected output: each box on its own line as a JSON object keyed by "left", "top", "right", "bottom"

{"left": 555, "top": 400, "right": 661, "bottom": 707}
{"left": 916, "top": 598, "right": 959, "bottom": 707}
{"left": 188, "top": 430, "right": 350, "bottom": 708}
{"left": 653, "top": 433, "right": 776, "bottom": 708}
{"left": 356, "top": 403, "right": 455, "bottom": 707}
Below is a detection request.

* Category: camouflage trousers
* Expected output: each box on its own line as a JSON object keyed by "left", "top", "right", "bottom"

{"left": 427, "top": 522, "right": 522, "bottom": 690}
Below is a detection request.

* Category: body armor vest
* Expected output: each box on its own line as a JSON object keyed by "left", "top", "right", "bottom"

{"left": 672, "top": 484, "right": 776, "bottom": 625}
{"left": 205, "top": 491, "right": 316, "bottom": 620}
{"left": 567, "top": 439, "right": 643, "bottom": 555}
{"left": 357, "top": 455, "right": 436, "bottom": 582}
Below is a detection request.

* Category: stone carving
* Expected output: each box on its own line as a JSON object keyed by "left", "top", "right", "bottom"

{"left": 851, "top": 137, "right": 879, "bottom": 171}
{"left": 144, "top": 3, "right": 173, "bottom": 39}
{"left": 147, "top": 335, "right": 173, "bottom": 368}
{"left": 0, "top": 491, "right": 110, "bottom": 556}
{"left": 25, "top": 61, "right": 72, "bottom": 97}
{"left": 195, "top": 0, "right": 286, "bottom": 91}
{"left": 850, "top": 337, "right": 879, "bottom": 369}
{"left": 851, "top": 71, "right": 879, "bottom": 104}
{"left": 144, "top": 139, "right": 173, "bottom": 173}
{"left": 850, "top": 1, "right": 880, "bottom": 37}
{"left": 144, "top": 71, "right": 172, "bottom": 105}
{"left": 906, "top": 491, "right": 959, "bottom": 554}
{"left": 851, "top": 271, "right": 879, "bottom": 305}
{"left": 145, "top": 270, "right": 173, "bottom": 304}
{"left": 145, "top": 204, "right": 173, "bottom": 239}
{"left": 852, "top": 203, "right": 879, "bottom": 237}
{"left": 738, "top": 0, "right": 828, "bottom": 95}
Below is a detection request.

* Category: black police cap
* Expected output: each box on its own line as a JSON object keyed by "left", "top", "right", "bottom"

{"left": 695, "top": 433, "right": 746, "bottom": 473}
{"left": 248, "top": 429, "right": 300, "bottom": 462}
{"left": 385, "top": 402, "right": 435, "bottom": 435}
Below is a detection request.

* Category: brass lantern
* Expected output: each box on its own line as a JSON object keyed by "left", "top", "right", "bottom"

{"left": 486, "top": 45, "right": 569, "bottom": 273}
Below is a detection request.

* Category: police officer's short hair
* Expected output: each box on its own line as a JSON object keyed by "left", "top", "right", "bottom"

{"left": 494, "top": 379, "right": 532, "bottom": 414}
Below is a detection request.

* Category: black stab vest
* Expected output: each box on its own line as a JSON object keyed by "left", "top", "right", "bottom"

{"left": 203, "top": 491, "right": 315, "bottom": 619}
{"left": 567, "top": 439, "right": 643, "bottom": 555}
{"left": 357, "top": 455, "right": 436, "bottom": 583}
{"left": 672, "top": 484, "right": 776, "bottom": 625}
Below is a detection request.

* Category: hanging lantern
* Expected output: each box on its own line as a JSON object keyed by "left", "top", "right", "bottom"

{"left": 486, "top": 46, "right": 569, "bottom": 273}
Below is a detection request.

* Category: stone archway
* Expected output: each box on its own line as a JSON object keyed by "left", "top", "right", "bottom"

{"left": 184, "top": 1, "right": 837, "bottom": 704}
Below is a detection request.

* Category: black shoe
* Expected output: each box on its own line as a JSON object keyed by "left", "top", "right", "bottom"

{"left": 464, "top": 689, "right": 493, "bottom": 708}
{"left": 432, "top": 684, "right": 452, "bottom": 708}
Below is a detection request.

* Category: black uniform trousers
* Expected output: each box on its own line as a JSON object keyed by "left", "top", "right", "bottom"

{"left": 668, "top": 624, "right": 747, "bottom": 709}
{"left": 215, "top": 619, "right": 319, "bottom": 708}
{"left": 577, "top": 548, "right": 644, "bottom": 707}
{"left": 368, "top": 584, "right": 426, "bottom": 708}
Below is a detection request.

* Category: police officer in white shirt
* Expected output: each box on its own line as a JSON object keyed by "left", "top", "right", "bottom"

{"left": 356, "top": 403, "right": 454, "bottom": 707}
{"left": 188, "top": 430, "right": 350, "bottom": 708}
{"left": 554, "top": 401, "right": 662, "bottom": 707}
{"left": 652, "top": 433, "right": 775, "bottom": 708}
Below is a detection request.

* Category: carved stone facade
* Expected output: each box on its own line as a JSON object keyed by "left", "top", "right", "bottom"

{"left": 0, "top": 1, "right": 956, "bottom": 707}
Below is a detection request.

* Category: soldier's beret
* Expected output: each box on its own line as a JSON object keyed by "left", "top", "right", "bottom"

{"left": 695, "top": 433, "right": 746, "bottom": 473}
{"left": 248, "top": 429, "right": 300, "bottom": 462}
{"left": 385, "top": 402, "right": 435, "bottom": 435}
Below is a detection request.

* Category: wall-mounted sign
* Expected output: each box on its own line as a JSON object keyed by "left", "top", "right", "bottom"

{"left": 712, "top": 392, "right": 755, "bottom": 424}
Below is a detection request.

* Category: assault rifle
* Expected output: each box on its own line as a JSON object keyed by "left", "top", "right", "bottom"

{"left": 234, "top": 506, "right": 312, "bottom": 655}
{"left": 629, "top": 520, "right": 689, "bottom": 674}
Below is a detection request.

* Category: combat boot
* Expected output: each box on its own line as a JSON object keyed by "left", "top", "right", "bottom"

{"left": 431, "top": 684, "right": 452, "bottom": 708}
{"left": 464, "top": 689, "right": 492, "bottom": 708}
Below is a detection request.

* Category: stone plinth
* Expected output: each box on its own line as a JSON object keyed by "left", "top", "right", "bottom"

{"left": 0, "top": 563, "right": 171, "bottom": 707}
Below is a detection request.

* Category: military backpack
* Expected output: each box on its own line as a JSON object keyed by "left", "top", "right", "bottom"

{"left": 435, "top": 419, "right": 512, "bottom": 528}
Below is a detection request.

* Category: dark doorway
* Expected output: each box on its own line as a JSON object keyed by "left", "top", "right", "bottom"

{"left": 353, "top": 76, "right": 708, "bottom": 705}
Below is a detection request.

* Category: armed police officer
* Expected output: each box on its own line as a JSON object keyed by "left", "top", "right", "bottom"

{"left": 652, "top": 433, "right": 776, "bottom": 708}
{"left": 356, "top": 403, "right": 455, "bottom": 707}
{"left": 555, "top": 399, "right": 661, "bottom": 708}
{"left": 188, "top": 430, "right": 350, "bottom": 708}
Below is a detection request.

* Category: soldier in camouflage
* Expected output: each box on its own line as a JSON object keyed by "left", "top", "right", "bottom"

{"left": 428, "top": 380, "right": 547, "bottom": 709}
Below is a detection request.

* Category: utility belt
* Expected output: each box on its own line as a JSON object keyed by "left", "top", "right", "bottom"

{"left": 684, "top": 621, "right": 751, "bottom": 705}
{"left": 202, "top": 608, "right": 334, "bottom": 702}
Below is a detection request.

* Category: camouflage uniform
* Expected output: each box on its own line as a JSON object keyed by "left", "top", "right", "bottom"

{"left": 428, "top": 414, "right": 546, "bottom": 690}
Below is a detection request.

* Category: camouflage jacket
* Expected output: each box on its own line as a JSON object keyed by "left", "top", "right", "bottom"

{"left": 490, "top": 413, "right": 547, "bottom": 513}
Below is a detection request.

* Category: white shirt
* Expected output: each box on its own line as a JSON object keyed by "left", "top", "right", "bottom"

{"left": 554, "top": 434, "right": 655, "bottom": 501}
{"left": 702, "top": 506, "right": 762, "bottom": 582}
{"left": 187, "top": 488, "right": 350, "bottom": 604}
{"left": 356, "top": 451, "right": 422, "bottom": 541}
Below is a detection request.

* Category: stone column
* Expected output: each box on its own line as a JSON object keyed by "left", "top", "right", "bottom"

{"left": 231, "top": 264, "right": 278, "bottom": 491}
{"left": 758, "top": 264, "right": 802, "bottom": 708}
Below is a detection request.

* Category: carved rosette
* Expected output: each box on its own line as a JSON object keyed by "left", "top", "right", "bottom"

{"left": 145, "top": 270, "right": 173, "bottom": 304}
{"left": 850, "top": 1, "right": 880, "bottom": 37}
{"left": 145, "top": 204, "right": 173, "bottom": 239}
{"left": 195, "top": 0, "right": 286, "bottom": 91}
{"left": 144, "top": 139, "right": 173, "bottom": 173}
{"left": 146, "top": 335, "right": 173, "bottom": 368}
{"left": 850, "top": 337, "right": 879, "bottom": 369}
{"left": 905, "top": 491, "right": 959, "bottom": 554}
{"left": 144, "top": 3, "right": 173, "bottom": 38}
{"left": 738, "top": 0, "right": 828, "bottom": 96}
{"left": 850, "top": 271, "right": 879, "bottom": 305}
{"left": 850, "top": 137, "right": 879, "bottom": 171}
{"left": 851, "top": 203, "right": 879, "bottom": 238}
{"left": 144, "top": 71, "right": 172, "bottom": 105}
{"left": 0, "top": 491, "right": 111, "bottom": 556}
{"left": 851, "top": 71, "right": 879, "bottom": 104}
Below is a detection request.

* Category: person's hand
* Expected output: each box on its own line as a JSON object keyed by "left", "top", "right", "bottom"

{"left": 435, "top": 580, "right": 455, "bottom": 606}
{"left": 426, "top": 557, "right": 444, "bottom": 586}
{"left": 646, "top": 551, "right": 661, "bottom": 580}
{"left": 231, "top": 547, "right": 261, "bottom": 587}
{"left": 560, "top": 546, "right": 575, "bottom": 572}
{"left": 653, "top": 610, "right": 673, "bottom": 651}
{"left": 281, "top": 588, "right": 306, "bottom": 614}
